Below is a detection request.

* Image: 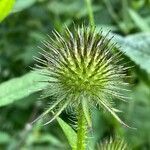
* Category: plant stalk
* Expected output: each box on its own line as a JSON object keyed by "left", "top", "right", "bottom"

{"left": 76, "top": 104, "right": 87, "bottom": 150}
{"left": 85, "top": 0, "right": 95, "bottom": 26}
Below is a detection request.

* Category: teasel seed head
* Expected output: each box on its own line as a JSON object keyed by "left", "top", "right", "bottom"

{"left": 99, "top": 138, "right": 128, "bottom": 150}
{"left": 33, "top": 25, "right": 132, "bottom": 128}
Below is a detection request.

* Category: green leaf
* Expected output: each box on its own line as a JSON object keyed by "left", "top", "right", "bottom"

{"left": 12, "top": 0, "right": 36, "bottom": 13}
{"left": 0, "top": 131, "right": 11, "bottom": 144}
{"left": 123, "top": 81, "right": 150, "bottom": 148}
{"left": 113, "top": 33, "right": 150, "bottom": 74}
{"left": 57, "top": 117, "right": 77, "bottom": 149}
{"left": 0, "top": 71, "right": 48, "bottom": 107}
{"left": 27, "top": 133, "right": 63, "bottom": 146}
{"left": 0, "top": 0, "right": 15, "bottom": 22}
{"left": 129, "top": 9, "right": 150, "bottom": 32}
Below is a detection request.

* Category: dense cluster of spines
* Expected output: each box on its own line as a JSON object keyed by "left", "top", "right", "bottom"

{"left": 99, "top": 138, "right": 128, "bottom": 150}
{"left": 33, "top": 25, "right": 130, "bottom": 127}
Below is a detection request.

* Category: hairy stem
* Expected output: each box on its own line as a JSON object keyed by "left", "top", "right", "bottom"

{"left": 76, "top": 104, "right": 87, "bottom": 150}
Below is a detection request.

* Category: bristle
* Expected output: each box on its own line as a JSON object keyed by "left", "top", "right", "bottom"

{"left": 33, "top": 25, "right": 132, "bottom": 128}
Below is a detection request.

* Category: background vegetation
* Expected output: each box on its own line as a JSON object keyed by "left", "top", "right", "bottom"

{"left": 0, "top": 0, "right": 150, "bottom": 149}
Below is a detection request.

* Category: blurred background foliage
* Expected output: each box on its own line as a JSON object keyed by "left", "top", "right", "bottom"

{"left": 0, "top": 0, "right": 150, "bottom": 149}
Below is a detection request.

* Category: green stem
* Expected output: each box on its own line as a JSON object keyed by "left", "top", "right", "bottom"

{"left": 85, "top": 0, "right": 95, "bottom": 26}
{"left": 76, "top": 104, "right": 87, "bottom": 150}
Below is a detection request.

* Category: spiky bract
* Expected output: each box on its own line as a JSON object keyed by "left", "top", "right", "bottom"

{"left": 34, "top": 25, "right": 129, "bottom": 126}
{"left": 99, "top": 138, "right": 128, "bottom": 150}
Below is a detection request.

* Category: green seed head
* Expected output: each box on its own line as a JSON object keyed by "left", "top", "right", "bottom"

{"left": 99, "top": 138, "right": 128, "bottom": 150}
{"left": 34, "top": 25, "right": 131, "bottom": 127}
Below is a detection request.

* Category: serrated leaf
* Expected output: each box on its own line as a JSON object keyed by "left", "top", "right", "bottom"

{"left": 113, "top": 33, "right": 150, "bottom": 74}
{"left": 57, "top": 117, "right": 77, "bottom": 150}
{"left": 0, "top": 71, "right": 48, "bottom": 107}
{"left": 0, "top": 0, "right": 15, "bottom": 22}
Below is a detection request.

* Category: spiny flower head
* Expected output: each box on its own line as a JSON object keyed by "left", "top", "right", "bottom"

{"left": 34, "top": 25, "right": 130, "bottom": 127}
{"left": 99, "top": 138, "right": 128, "bottom": 150}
